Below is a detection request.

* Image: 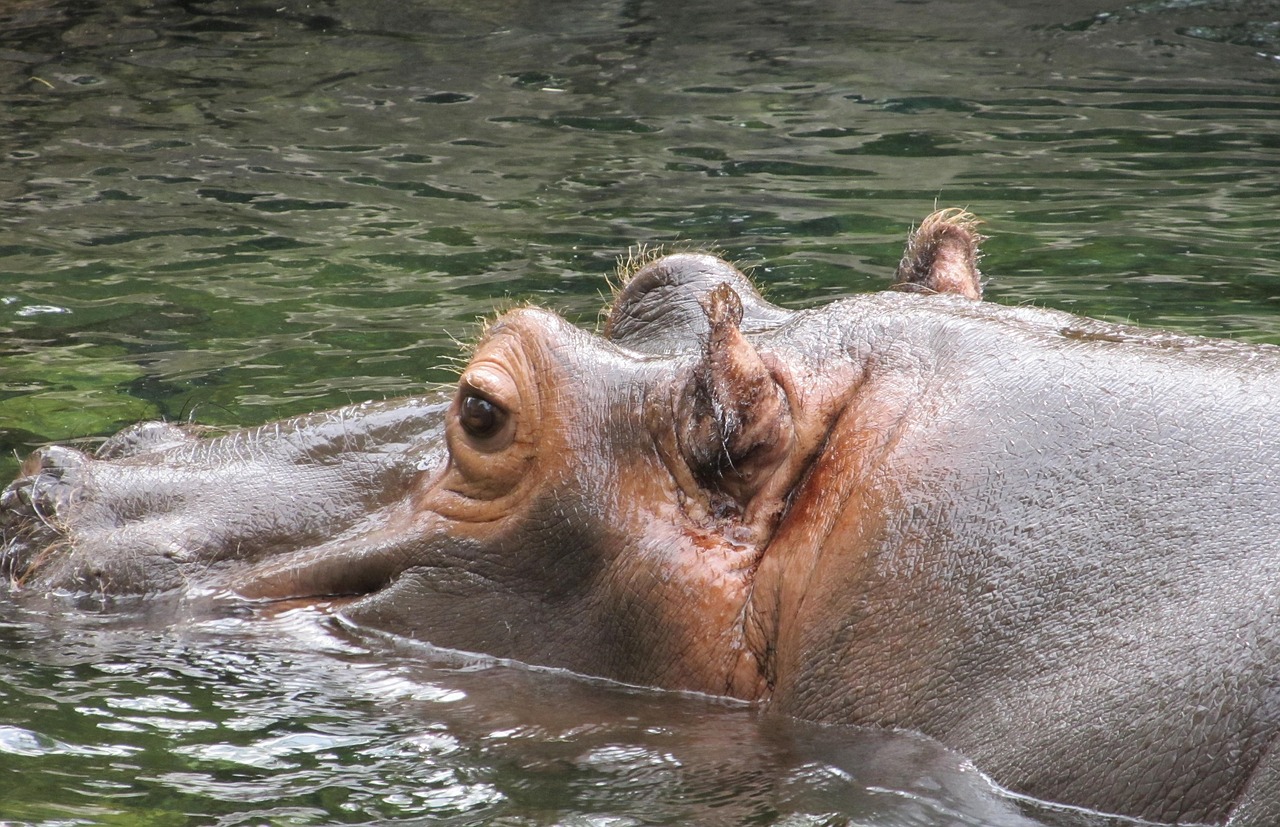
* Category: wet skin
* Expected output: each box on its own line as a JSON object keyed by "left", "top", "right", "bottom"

{"left": 3, "top": 211, "right": 1279, "bottom": 825}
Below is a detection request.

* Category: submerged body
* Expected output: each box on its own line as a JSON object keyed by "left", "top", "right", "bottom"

{"left": 3, "top": 211, "right": 1279, "bottom": 825}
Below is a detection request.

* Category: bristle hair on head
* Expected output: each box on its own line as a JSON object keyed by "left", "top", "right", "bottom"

{"left": 451, "top": 310, "right": 504, "bottom": 362}
{"left": 610, "top": 240, "right": 730, "bottom": 292}
{"left": 613, "top": 243, "right": 667, "bottom": 290}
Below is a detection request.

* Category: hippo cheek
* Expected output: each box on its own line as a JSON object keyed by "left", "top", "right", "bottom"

{"left": 338, "top": 545, "right": 554, "bottom": 661}
{"left": 331, "top": 495, "right": 618, "bottom": 668}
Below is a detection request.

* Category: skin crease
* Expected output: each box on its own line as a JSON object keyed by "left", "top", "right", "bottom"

{"left": 750, "top": 302, "right": 1280, "bottom": 825}
{"left": 3, "top": 210, "right": 1280, "bottom": 825}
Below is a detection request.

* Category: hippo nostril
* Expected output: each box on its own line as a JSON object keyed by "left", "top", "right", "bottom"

{"left": 0, "top": 481, "right": 23, "bottom": 513}
{"left": 21, "top": 446, "right": 87, "bottom": 520}
{"left": 0, "top": 446, "right": 83, "bottom": 517}
{"left": 32, "top": 445, "right": 87, "bottom": 476}
{"left": 2, "top": 446, "right": 88, "bottom": 584}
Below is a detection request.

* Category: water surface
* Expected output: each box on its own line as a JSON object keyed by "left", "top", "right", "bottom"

{"left": 1, "top": 600, "right": 1131, "bottom": 826}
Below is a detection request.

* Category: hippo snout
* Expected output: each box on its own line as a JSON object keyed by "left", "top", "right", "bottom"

{"left": 0, "top": 444, "right": 89, "bottom": 583}
{"left": 1, "top": 397, "right": 452, "bottom": 596}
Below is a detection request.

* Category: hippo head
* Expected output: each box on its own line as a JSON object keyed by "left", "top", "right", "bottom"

{"left": 0, "top": 211, "right": 983, "bottom": 700}
{"left": 13, "top": 210, "right": 1280, "bottom": 827}
{"left": 245, "top": 254, "right": 829, "bottom": 698}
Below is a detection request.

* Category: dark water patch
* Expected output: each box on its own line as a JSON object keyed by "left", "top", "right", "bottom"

{"left": 973, "top": 110, "right": 1083, "bottom": 122}
{"left": 683, "top": 85, "right": 743, "bottom": 94}
{"left": 361, "top": 250, "right": 520, "bottom": 277}
{"left": 838, "top": 131, "right": 965, "bottom": 157}
{"left": 91, "top": 189, "right": 142, "bottom": 202}
{"left": 293, "top": 144, "right": 384, "bottom": 153}
{"left": 721, "top": 159, "right": 872, "bottom": 177}
{"left": 215, "top": 236, "right": 317, "bottom": 253}
{"left": 196, "top": 186, "right": 270, "bottom": 204}
{"left": 134, "top": 173, "right": 202, "bottom": 184}
{"left": 413, "top": 91, "right": 475, "bottom": 104}
{"left": 343, "top": 175, "right": 484, "bottom": 202}
{"left": 149, "top": 254, "right": 271, "bottom": 273}
{"left": 882, "top": 96, "right": 981, "bottom": 114}
{"left": 449, "top": 138, "right": 504, "bottom": 148}
{"left": 1095, "top": 96, "right": 1280, "bottom": 113}
{"left": 670, "top": 145, "right": 731, "bottom": 160}
{"left": 491, "top": 114, "right": 662, "bottom": 133}
{"left": 382, "top": 152, "right": 436, "bottom": 164}
{"left": 0, "top": 245, "right": 57, "bottom": 258}
{"left": 249, "top": 197, "right": 352, "bottom": 212}
{"left": 82, "top": 226, "right": 257, "bottom": 248}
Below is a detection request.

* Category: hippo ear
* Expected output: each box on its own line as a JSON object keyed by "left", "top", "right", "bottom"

{"left": 892, "top": 208, "right": 985, "bottom": 300}
{"left": 676, "top": 283, "right": 793, "bottom": 512}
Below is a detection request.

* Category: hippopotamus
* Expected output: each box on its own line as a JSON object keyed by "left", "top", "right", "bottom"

{"left": 3, "top": 209, "right": 1279, "bottom": 826}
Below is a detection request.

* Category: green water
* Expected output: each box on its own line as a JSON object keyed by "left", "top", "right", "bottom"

{"left": 0, "top": 600, "right": 1124, "bottom": 827}
{"left": 0, "top": 0, "right": 1278, "bottom": 823}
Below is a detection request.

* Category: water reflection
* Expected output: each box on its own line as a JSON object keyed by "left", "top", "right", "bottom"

{"left": 1, "top": 3, "right": 1276, "bottom": 447}
{"left": 0, "top": 600, "right": 1128, "bottom": 826}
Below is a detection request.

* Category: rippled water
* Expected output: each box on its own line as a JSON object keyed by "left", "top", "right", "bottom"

{"left": 0, "top": 600, "right": 1127, "bottom": 826}
{"left": 1, "top": 0, "right": 1278, "bottom": 823}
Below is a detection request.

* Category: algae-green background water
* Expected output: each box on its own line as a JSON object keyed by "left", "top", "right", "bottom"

{"left": 3, "top": 0, "right": 1277, "bottom": 476}
{"left": 0, "top": 0, "right": 1277, "bottom": 824}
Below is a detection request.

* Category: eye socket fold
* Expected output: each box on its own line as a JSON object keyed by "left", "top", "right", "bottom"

{"left": 459, "top": 392, "right": 507, "bottom": 441}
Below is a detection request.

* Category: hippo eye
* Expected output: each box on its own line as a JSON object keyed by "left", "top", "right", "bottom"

{"left": 459, "top": 393, "right": 507, "bottom": 441}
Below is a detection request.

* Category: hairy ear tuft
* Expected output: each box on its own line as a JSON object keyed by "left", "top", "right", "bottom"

{"left": 893, "top": 208, "right": 985, "bottom": 300}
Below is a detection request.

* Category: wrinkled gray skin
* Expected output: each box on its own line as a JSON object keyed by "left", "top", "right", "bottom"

{"left": 3, "top": 213, "right": 1280, "bottom": 826}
